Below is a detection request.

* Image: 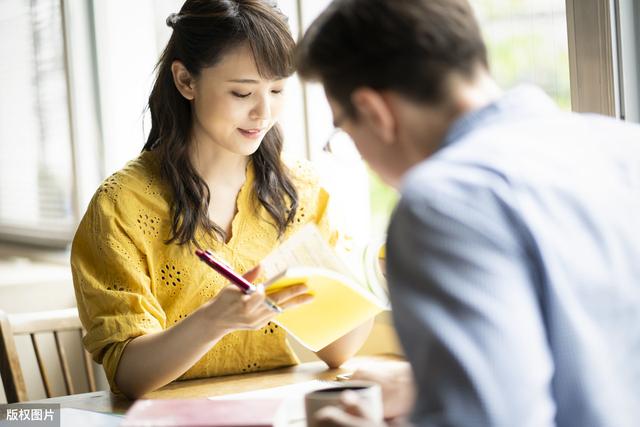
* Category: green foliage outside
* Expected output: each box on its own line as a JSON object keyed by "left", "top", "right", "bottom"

{"left": 368, "top": 168, "right": 399, "bottom": 238}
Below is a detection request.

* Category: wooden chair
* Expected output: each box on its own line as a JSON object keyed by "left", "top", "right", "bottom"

{"left": 0, "top": 308, "right": 97, "bottom": 403}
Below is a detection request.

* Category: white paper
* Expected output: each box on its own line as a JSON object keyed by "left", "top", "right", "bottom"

{"left": 209, "top": 379, "right": 340, "bottom": 425}
{"left": 260, "top": 224, "right": 354, "bottom": 279}
{"left": 208, "top": 379, "right": 338, "bottom": 401}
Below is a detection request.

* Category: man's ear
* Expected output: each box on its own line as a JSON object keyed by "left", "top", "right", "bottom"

{"left": 351, "top": 88, "right": 396, "bottom": 144}
{"left": 171, "top": 60, "right": 196, "bottom": 100}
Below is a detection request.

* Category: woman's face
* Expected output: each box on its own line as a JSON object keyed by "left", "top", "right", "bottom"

{"left": 188, "top": 42, "right": 287, "bottom": 156}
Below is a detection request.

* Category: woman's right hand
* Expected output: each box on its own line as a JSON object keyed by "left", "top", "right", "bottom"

{"left": 201, "top": 265, "right": 313, "bottom": 336}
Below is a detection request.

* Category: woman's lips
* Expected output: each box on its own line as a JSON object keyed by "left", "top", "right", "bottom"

{"left": 238, "top": 128, "right": 265, "bottom": 139}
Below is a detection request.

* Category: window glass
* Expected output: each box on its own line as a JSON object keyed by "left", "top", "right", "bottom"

{"left": 475, "top": 0, "right": 571, "bottom": 108}
{"left": 0, "top": 0, "right": 74, "bottom": 241}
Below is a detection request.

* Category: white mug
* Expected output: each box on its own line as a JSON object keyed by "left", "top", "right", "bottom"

{"left": 304, "top": 381, "right": 383, "bottom": 427}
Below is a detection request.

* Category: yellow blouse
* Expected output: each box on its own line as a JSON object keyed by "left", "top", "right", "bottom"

{"left": 70, "top": 150, "right": 337, "bottom": 393}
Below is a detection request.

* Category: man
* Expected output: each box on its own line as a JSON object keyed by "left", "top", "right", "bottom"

{"left": 296, "top": 1, "right": 640, "bottom": 426}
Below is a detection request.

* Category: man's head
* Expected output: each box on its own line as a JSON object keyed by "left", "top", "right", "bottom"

{"left": 297, "top": 0, "right": 497, "bottom": 187}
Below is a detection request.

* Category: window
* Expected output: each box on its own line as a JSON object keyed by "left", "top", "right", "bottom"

{"left": 0, "top": 0, "right": 74, "bottom": 246}
{"left": 475, "top": 0, "right": 570, "bottom": 109}
{"left": 0, "top": 0, "right": 628, "bottom": 248}
{"left": 295, "top": 0, "right": 573, "bottom": 238}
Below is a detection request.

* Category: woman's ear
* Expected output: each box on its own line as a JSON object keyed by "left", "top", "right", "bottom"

{"left": 351, "top": 88, "right": 396, "bottom": 145}
{"left": 171, "top": 60, "right": 196, "bottom": 100}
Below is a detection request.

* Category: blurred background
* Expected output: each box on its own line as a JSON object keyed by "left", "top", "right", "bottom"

{"left": 0, "top": 0, "right": 638, "bottom": 402}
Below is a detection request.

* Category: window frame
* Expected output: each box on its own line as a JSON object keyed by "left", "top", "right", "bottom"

{"left": 614, "top": 0, "right": 640, "bottom": 122}
{"left": 566, "top": 0, "right": 619, "bottom": 116}
{"left": 565, "top": 0, "right": 640, "bottom": 120}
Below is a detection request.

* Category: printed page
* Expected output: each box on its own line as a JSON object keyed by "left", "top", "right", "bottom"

{"left": 260, "top": 224, "right": 355, "bottom": 279}
{"left": 260, "top": 224, "right": 388, "bottom": 302}
{"left": 259, "top": 224, "right": 387, "bottom": 351}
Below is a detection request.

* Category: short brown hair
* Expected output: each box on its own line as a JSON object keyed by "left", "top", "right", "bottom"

{"left": 296, "top": 0, "right": 487, "bottom": 115}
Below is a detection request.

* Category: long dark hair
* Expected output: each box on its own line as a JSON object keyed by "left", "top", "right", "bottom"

{"left": 143, "top": 0, "right": 298, "bottom": 246}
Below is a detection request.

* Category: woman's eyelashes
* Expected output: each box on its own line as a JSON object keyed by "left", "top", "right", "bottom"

{"left": 231, "top": 89, "right": 284, "bottom": 98}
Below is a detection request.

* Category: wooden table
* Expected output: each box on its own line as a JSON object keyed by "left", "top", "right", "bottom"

{"left": 32, "top": 356, "right": 399, "bottom": 420}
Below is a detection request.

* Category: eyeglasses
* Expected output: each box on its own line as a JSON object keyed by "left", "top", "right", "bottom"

{"left": 322, "top": 128, "right": 362, "bottom": 161}
{"left": 322, "top": 128, "right": 341, "bottom": 154}
{"left": 322, "top": 111, "right": 362, "bottom": 160}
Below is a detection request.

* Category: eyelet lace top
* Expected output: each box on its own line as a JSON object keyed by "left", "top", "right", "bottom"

{"left": 70, "top": 150, "right": 338, "bottom": 394}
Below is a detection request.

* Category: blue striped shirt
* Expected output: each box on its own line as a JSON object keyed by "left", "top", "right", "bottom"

{"left": 387, "top": 85, "right": 640, "bottom": 427}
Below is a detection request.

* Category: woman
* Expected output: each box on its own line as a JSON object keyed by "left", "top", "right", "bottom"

{"left": 71, "top": 0, "right": 372, "bottom": 399}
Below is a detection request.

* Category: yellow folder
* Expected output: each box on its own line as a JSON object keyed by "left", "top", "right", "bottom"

{"left": 260, "top": 224, "right": 389, "bottom": 352}
{"left": 265, "top": 267, "right": 386, "bottom": 351}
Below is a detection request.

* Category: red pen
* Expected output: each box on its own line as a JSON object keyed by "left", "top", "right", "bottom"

{"left": 195, "top": 249, "right": 282, "bottom": 313}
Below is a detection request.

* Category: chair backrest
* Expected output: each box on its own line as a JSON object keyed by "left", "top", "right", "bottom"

{"left": 0, "top": 308, "right": 97, "bottom": 403}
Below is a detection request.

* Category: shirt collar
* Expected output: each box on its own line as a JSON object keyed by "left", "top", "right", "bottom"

{"left": 441, "top": 84, "right": 559, "bottom": 149}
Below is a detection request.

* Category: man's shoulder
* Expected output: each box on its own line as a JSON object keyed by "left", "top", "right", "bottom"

{"left": 403, "top": 109, "right": 640, "bottom": 202}
{"left": 395, "top": 144, "right": 525, "bottom": 246}
{"left": 400, "top": 150, "right": 508, "bottom": 210}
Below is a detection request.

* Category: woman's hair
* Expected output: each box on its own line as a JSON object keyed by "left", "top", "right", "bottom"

{"left": 143, "top": 0, "right": 298, "bottom": 246}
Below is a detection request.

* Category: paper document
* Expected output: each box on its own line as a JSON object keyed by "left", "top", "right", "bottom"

{"left": 258, "top": 224, "right": 387, "bottom": 351}
{"left": 265, "top": 268, "right": 386, "bottom": 350}
{"left": 260, "top": 224, "right": 354, "bottom": 278}
{"left": 209, "top": 380, "right": 340, "bottom": 425}
{"left": 209, "top": 379, "right": 338, "bottom": 401}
